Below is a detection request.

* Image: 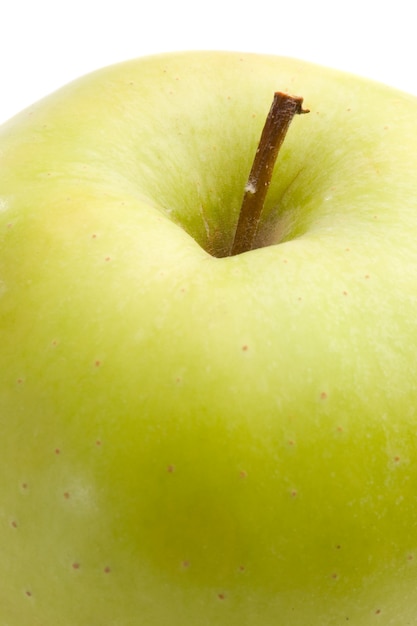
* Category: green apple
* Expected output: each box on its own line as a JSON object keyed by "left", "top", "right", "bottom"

{"left": 1, "top": 51, "right": 417, "bottom": 626}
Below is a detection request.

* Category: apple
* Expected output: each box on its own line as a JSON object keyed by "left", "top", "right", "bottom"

{"left": 1, "top": 51, "right": 417, "bottom": 626}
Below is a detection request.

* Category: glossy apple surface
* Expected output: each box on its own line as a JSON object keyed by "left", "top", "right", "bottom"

{"left": 1, "top": 51, "right": 417, "bottom": 625}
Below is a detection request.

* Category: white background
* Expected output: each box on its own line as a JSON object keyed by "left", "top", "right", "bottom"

{"left": 0, "top": 0, "right": 416, "bottom": 124}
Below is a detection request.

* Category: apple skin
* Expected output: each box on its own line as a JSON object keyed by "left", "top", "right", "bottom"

{"left": 1, "top": 51, "right": 417, "bottom": 625}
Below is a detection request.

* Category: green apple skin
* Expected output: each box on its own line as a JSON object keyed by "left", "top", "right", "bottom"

{"left": 1, "top": 51, "right": 417, "bottom": 626}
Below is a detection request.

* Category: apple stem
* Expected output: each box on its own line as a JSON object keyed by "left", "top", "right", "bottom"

{"left": 230, "top": 92, "right": 309, "bottom": 256}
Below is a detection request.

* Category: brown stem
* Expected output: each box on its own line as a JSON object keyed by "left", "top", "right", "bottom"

{"left": 230, "top": 92, "right": 309, "bottom": 256}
